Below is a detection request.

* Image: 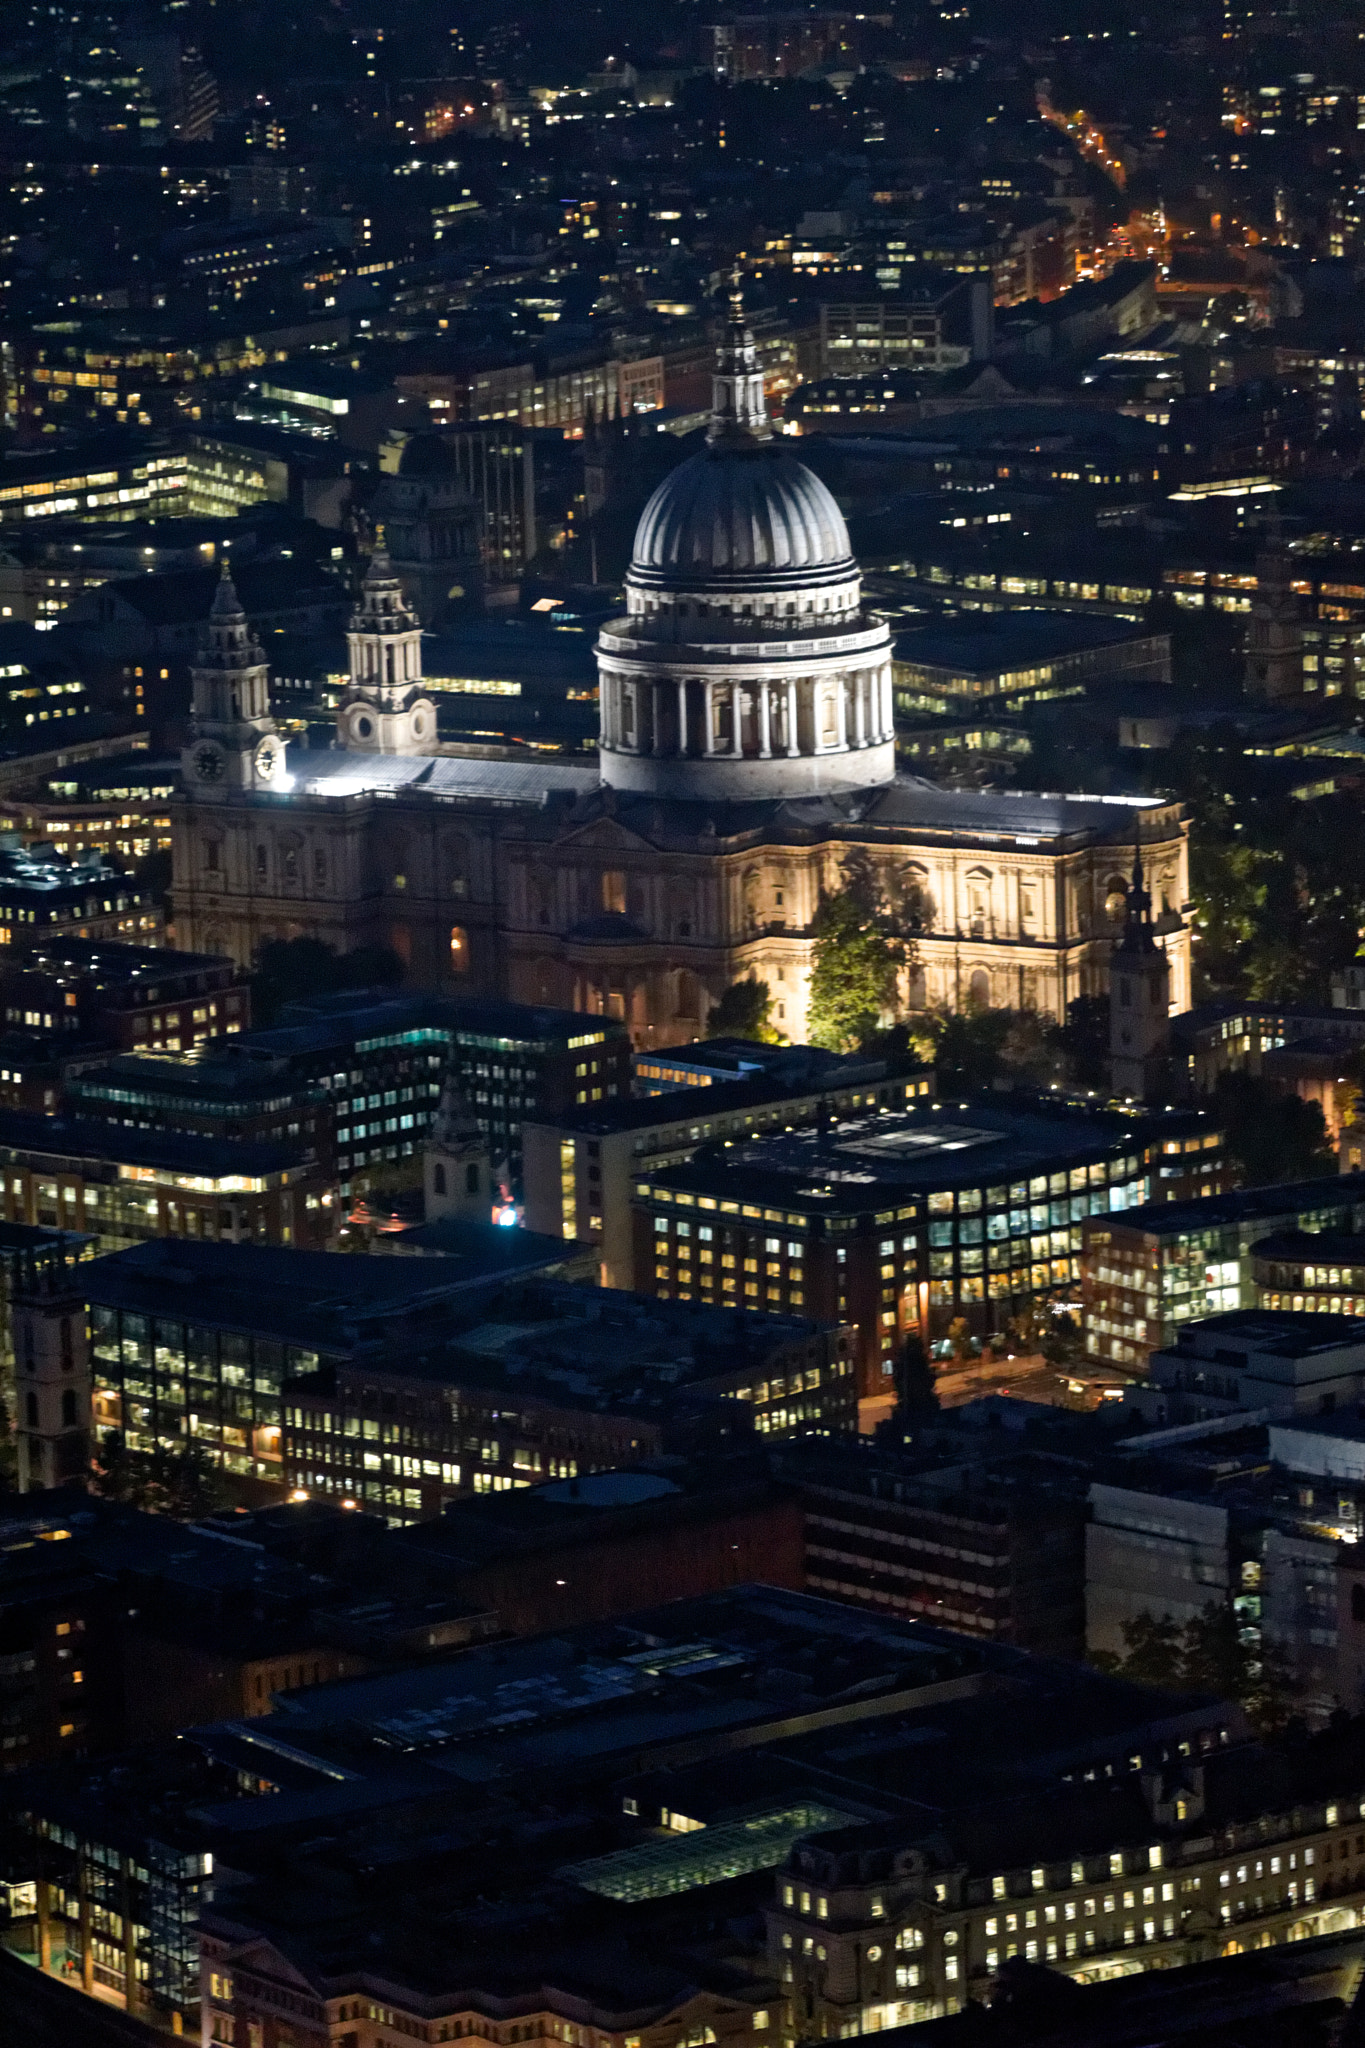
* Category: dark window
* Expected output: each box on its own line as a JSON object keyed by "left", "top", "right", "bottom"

{"left": 25, "top": 1390, "right": 37, "bottom": 1428}
{"left": 465, "top": 1162, "right": 479, "bottom": 1195}
{"left": 60, "top": 1389, "right": 76, "bottom": 1429}
{"left": 432, "top": 1164, "right": 446, "bottom": 1197}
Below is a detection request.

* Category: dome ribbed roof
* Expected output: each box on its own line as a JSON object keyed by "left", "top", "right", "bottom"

{"left": 398, "top": 432, "right": 458, "bottom": 478}
{"left": 629, "top": 443, "right": 853, "bottom": 589}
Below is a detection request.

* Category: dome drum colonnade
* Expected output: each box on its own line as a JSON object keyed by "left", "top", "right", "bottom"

{"left": 596, "top": 281, "right": 896, "bottom": 802}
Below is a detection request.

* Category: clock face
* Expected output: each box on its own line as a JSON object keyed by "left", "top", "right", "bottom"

{"left": 254, "top": 737, "right": 280, "bottom": 780}
{"left": 195, "top": 745, "right": 224, "bottom": 783}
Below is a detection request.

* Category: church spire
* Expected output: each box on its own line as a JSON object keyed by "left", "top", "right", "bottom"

{"left": 708, "top": 268, "right": 771, "bottom": 444}
{"left": 1117, "top": 831, "right": 1159, "bottom": 956}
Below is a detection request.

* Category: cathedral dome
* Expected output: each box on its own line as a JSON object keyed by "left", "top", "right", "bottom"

{"left": 398, "top": 432, "right": 458, "bottom": 479}
{"left": 628, "top": 441, "right": 853, "bottom": 592}
{"left": 596, "top": 282, "right": 895, "bottom": 802}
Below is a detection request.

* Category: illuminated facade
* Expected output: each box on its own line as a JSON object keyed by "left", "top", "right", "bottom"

{"left": 172, "top": 307, "right": 1191, "bottom": 1046}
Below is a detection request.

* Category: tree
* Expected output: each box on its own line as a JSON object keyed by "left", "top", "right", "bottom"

{"left": 707, "top": 977, "right": 780, "bottom": 1043}
{"left": 807, "top": 851, "right": 922, "bottom": 1052}
{"left": 1094, "top": 1601, "right": 1292, "bottom": 1734}
{"left": 1211, "top": 1070, "right": 1336, "bottom": 1187}
{"left": 890, "top": 1333, "right": 939, "bottom": 1419}
{"left": 91, "top": 1430, "right": 228, "bottom": 1519}
{"left": 252, "top": 937, "right": 404, "bottom": 1026}
{"left": 1056, "top": 995, "right": 1111, "bottom": 1091}
{"left": 946, "top": 1316, "right": 972, "bottom": 1362}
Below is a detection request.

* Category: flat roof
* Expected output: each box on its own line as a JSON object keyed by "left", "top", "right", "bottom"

{"left": 1251, "top": 1230, "right": 1365, "bottom": 1263}
{"left": 81, "top": 1238, "right": 484, "bottom": 1348}
{"left": 1103, "top": 1173, "right": 1365, "bottom": 1238}
{"left": 1168, "top": 1309, "right": 1365, "bottom": 1357}
{"left": 639, "top": 1098, "right": 1150, "bottom": 1213}
{"left": 894, "top": 613, "right": 1157, "bottom": 676}
{"left": 0, "top": 1107, "right": 308, "bottom": 1178}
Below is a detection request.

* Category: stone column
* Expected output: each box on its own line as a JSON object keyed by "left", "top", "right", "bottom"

{"left": 731, "top": 682, "right": 744, "bottom": 757}
{"left": 835, "top": 676, "right": 847, "bottom": 751}
{"left": 854, "top": 671, "right": 867, "bottom": 748}
{"left": 881, "top": 664, "right": 894, "bottom": 739}
{"left": 786, "top": 677, "right": 800, "bottom": 755}
{"left": 758, "top": 682, "right": 772, "bottom": 759}
{"left": 704, "top": 681, "right": 719, "bottom": 757}
{"left": 676, "top": 678, "right": 689, "bottom": 757}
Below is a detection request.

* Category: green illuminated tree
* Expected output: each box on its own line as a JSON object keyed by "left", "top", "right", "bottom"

{"left": 707, "top": 977, "right": 780, "bottom": 1043}
{"left": 807, "top": 851, "right": 925, "bottom": 1052}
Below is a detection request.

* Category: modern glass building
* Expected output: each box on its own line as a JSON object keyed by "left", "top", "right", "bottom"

{"left": 1082, "top": 1172, "right": 1365, "bottom": 1377}
{"left": 83, "top": 1240, "right": 475, "bottom": 1486}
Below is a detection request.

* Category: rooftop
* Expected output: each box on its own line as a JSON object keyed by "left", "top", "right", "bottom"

{"left": 80, "top": 1236, "right": 571, "bottom": 1349}
{"left": 0, "top": 1108, "right": 308, "bottom": 1181}
{"left": 1167, "top": 1309, "right": 1365, "bottom": 1360}
{"left": 638, "top": 1097, "right": 1159, "bottom": 1215}
{"left": 1103, "top": 1172, "right": 1365, "bottom": 1240}
{"left": 894, "top": 612, "right": 1160, "bottom": 677}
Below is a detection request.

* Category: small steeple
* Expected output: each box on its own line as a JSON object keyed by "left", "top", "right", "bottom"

{"left": 424, "top": 1076, "right": 491, "bottom": 1223}
{"left": 708, "top": 268, "right": 771, "bottom": 444}
{"left": 1118, "top": 834, "right": 1159, "bottom": 957}
{"left": 1109, "top": 824, "right": 1172, "bottom": 1100}
{"left": 210, "top": 559, "right": 244, "bottom": 618}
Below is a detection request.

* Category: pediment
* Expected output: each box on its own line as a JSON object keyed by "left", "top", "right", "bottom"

{"left": 555, "top": 816, "right": 656, "bottom": 855}
{"left": 234, "top": 1938, "right": 320, "bottom": 1993}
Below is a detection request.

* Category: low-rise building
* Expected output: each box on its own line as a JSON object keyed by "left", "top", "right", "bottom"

{"left": 1083, "top": 1174, "right": 1365, "bottom": 1377}
{"left": 1132, "top": 1310, "right": 1365, "bottom": 1427}
{"left": 78, "top": 1238, "right": 836, "bottom": 1513}
{"left": 524, "top": 1053, "right": 931, "bottom": 1291}
{"left": 1254, "top": 1230, "right": 1365, "bottom": 1315}
{"left": 630, "top": 1098, "right": 1218, "bottom": 1393}
{"left": 777, "top": 1435, "right": 1089, "bottom": 1656}
{"left": 0, "top": 838, "right": 162, "bottom": 949}
{"left": 893, "top": 614, "right": 1172, "bottom": 713}
{"left": 0, "top": 1110, "right": 329, "bottom": 1254}
{"left": 0, "top": 935, "right": 247, "bottom": 1053}
{"left": 284, "top": 1278, "right": 855, "bottom": 1520}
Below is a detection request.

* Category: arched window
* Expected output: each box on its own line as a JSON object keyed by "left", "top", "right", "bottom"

{"left": 61, "top": 1389, "right": 76, "bottom": 1430}
{"left": 449, "top": 926, "right": 469, "bottom": 973}
{"left": 465, "top": 1162, "right": 480, "bottom": 1195}
{"left": 969, "top": 968, "right": 991, "bottom": 1009}
{"left": 432, "top": 1164, "right": 447, "bottom": 1197}
{"left": 25, "top": 1390, "right": 37, "bottom": 1429}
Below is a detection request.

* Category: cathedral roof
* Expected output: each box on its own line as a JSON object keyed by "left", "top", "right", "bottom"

{"left": 628, "top": 440, "right": 854, "bottom": 591}
{"left": 397, "top": 431, "right": 459, "bottom": 478}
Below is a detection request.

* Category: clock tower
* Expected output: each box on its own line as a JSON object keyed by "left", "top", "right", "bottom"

{"left": 183, "top": 565, "right": 286, "bottom": 797}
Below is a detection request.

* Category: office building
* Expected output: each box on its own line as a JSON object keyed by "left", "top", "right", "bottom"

{"left": 0, "top": 1110, "right": 329, "bottom": 1255}
{"left": 524, "top": 1055, "right": 932, "bottom": 1289}
{"left": 390, "top": 1455, "right": 805, "bottom": 1634}
{"left": 893, "top": 614, "right": 1172, "bottom": 713}
{"left": 81, "top": 1237, "right": 831, "bottom": 1513}
{"left": 0, "top": 839, "right": 162, "bottom": 949}
{"left": 1254, "top": 1230, "right": 1365, "bottom": 1314}
{"left": 776, "top": 1435, "right": 1089, "bottom": 1657}
{"left": 181, "top": 989, "right": 632, "bottom": 1192}
{"left": 630, "top": 1098, "right": 1219, "bottom": 1390}
{"left": 1131, "top": 1310, "right": 1365, "bottom": 1426}
{"left": 1082, "top": 1174, "right": 1365, "bottom": 1377}
{"left": 284, "top": 1277, "right": 854, "bottom": 1520}
{"left": 0, "top": 936, "right": 247, "bottom": 1053}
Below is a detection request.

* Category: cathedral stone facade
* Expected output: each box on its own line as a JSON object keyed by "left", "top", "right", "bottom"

{"left": 172, "top": 301, "right": 1191, "bottom": 1045}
